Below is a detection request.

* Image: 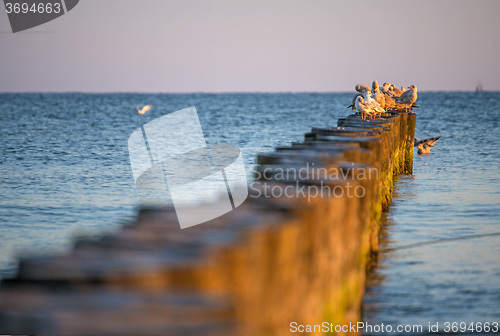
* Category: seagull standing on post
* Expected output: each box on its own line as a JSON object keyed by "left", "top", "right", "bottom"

{"left": 372, "top": 81, "right": 386, "bottom": 110}
{"left": 363, "top": 90, "right": 385, "bottom": 116}
{"left": 347, "top": 84, "right": 371, "bottom": 110}
{"left": 355, "top": 95, "right": 384, "bottom": 120}
{"left": 398, "top": 85, "right": 418, "bottom": 112}
{"left": 355, "top": 96, "right": 373, "bottom": 120}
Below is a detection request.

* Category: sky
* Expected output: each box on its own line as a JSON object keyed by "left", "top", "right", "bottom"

{"left": 1, "top": 0, "right": 499, "bottom": 92}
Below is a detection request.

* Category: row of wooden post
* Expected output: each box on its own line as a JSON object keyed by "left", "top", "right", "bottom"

{"left": 0, "top": 111, "right": 416, "bottom": 336}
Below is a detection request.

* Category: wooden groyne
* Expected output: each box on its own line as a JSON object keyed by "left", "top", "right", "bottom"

{"left": 0, "top": 111, "right": 415, "bottom": 336}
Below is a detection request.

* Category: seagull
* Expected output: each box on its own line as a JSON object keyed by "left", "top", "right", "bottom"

{"left": 398, "top": 85, "right": 418, "bottom": 112}
{"left": 383, "top": 91, "right": 396, "bottom": 110}
{"left": 415, "top": 136, "right": 441, "bottom": 155}
{"left": 372, "top": 81, "right": 386, "bottom": 110}
{"left": 137, "top": 105, "right": 152, "bottom": 115}
{"left": 355, "top": 96, "right": 384, "bottom": 120}
{"left": 347, "top": 84, "right": 370, "bottom": 110}
{"left": 347, "top": 93, "right": 363, "bottom": 110}
{"left": 391, "top": 85, "right": 404, "bottom": 98}
{"left": 363, "top": 90, "right": 385, "bottom": 114}
{"left": 414, "top": 136, "right": 441, "bottom": 147}
{"left": 355, "top": 96, "right": 374, "bottom": 120}
{"left": 381, "top": 82, "right": 392, "bottom": 94}
{"left": 355, "top": 83, "right": 371, "bottom": 93}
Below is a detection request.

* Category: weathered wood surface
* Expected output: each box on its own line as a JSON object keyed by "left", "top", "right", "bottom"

{"left": 0, "top": 111, "right": 416, "bottom": 336}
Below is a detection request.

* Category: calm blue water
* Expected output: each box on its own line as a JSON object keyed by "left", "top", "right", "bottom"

{"left": 1, "top": 92, "right": 499, "bottom": 328}
{"left": 0, "top": 93, "right": 347, "bottom": 276}
{"left": 363, "top": 92, "right": 500, "bottom": 331}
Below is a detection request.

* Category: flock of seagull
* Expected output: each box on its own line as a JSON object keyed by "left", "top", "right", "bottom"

{"left": 348, "top": 81, "right": 418, "bottom": 119}
{"left": 348, "top": 81, "right": 440, "bottom": 154}
{"left": 135, "top": 88, "right": 439, "bottom": 155}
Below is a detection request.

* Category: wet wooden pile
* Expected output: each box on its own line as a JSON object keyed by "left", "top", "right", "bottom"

{"left": 0, "top": 111, "right": 416, "bottom": 336}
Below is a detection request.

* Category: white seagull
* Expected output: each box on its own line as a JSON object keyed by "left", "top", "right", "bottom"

{"left": 355, "top": 96, "right": 384, "bottom": 120}
{"left": 355, "top": 96, "right": 373, "bottom": 120}
{"left": 347, "top": 84, "right": 371, "bottom": 110}
{"left": 363, "top": 90, "right": 385, "bottom": 114}
{"left": 137, "top": 105, "right": 152, "bottom": 115}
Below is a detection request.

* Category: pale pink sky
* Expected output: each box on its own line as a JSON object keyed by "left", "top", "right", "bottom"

{"left": 1, "top": 0, "right": 499, "bottom": 92}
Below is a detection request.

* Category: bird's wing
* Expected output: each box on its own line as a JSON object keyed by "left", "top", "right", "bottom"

{"left": 364, "top": 99, "right": 385, "bottom": 112}
{"left": 360, "top": 100, "right": 371, "bottom": 109}
{"left": 374, "top": 90, "right": 385, "bottom": 105}
{"left": 415, "top": 136, "right": 440, "bottom": 147}
{"left": 355, "top": 99, "right": 370, "bottom": 113}
{"left": 351, "top": 93, "right": 362, "bottom": 106}
{"left": 424, "top": 136, "right": 441, "bottom": 147}
{"left": 398, "top": 90, "right": 410, "bottom": 103}
{"left": 384, "top": 94, "right": 396, "bottom": 108}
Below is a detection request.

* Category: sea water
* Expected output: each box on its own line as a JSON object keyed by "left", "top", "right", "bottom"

{"left": 0, "top": 92, "right": 499, "bottom": 327}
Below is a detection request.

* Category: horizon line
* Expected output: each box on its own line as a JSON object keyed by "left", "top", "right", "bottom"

{"left": 1, "top": 89, "right": 498, "bottom": 94}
